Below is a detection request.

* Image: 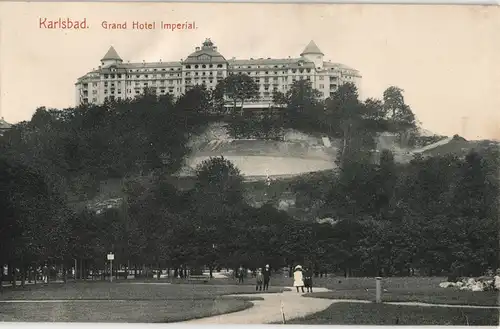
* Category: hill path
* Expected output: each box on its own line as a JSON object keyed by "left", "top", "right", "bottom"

{"left": 183, "top": 287, "right": 334, "bottom": 324}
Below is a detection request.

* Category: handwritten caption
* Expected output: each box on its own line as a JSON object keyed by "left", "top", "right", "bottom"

{"left": 38, "top": 18, "right": 198, "bottom": 31}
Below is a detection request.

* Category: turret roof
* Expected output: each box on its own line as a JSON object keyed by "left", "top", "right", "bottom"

{"left": 101, "top": 46, "right": 122, "bottom": 61}
{"left": 300, "top": 40, "right": 324, "bottom": 56}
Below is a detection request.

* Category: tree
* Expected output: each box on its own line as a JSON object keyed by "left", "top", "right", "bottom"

{"left": 0, "top": 156, "right": 72, "bottom": 284}
{"left": 273, "top": 80, "right": 323, "bottom": 132}
{"left": 382, "top": 86, "right": 417, "bottom": 145}
{"left": 214, "top": 74, "right": 259, "bottom": 115}
{"left": 175, "top": 85, "right": 213, "bottom": 135}
{"left": 325, "top": 83, "right": 365, "bottom": 166}
{"left": 193, "top": 156, "right": 245, "bottom": 207}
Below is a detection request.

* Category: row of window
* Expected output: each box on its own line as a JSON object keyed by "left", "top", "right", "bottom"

{"left": 185, "top": 64, "right": 224, "bottom": 69}
{"left": 98, "top": 70, "right": 351, "bottom": 81}
{"left": 85, "top": 86, "right": 336, "bottom": 105}
{"left": 85, "top": 76, "right": 340, "bottom": 94}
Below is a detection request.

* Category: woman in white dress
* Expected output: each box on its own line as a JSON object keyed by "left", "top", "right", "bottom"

{"left": 293, "top": 265, "right": 305, "bottom": 293}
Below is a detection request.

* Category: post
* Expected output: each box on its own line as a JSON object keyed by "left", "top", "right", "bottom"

{"left": 107, "top": 253, "right": 114, "bottom": 283}
{"left": 375, "top": 277, "right": 382, "bottom": 303}
{"left": 74, "top": 259, "right": 77, "bottom": 280}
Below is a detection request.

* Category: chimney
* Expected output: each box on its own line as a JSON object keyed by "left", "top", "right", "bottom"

{"left": 196, "top": 47, "right": 200, "bottom": 51}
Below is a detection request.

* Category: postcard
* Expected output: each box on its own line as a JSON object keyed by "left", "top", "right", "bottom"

{"left": 0, "top": 2, "right": 498, "bottom": 326}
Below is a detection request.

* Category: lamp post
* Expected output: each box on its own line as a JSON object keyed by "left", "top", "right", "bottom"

{"left": 375, "top": 277, "right": 382, "bottom": 303}
{"left": 107, "top": 253, "right": 114, "bottom": 283}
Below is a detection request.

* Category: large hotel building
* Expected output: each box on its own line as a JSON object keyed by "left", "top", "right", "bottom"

{"left": 75, "top": 39, "right": 361, "bottom": 109}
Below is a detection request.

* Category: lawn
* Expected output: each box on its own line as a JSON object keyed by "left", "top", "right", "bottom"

{"left": 303, "top": 276, "right": 500, "bottom": 307}
{"left": 0, "top": 281, "right": 283, "bottom": 322}
{"left": 186, "top": 274, "right": 498, "bottom": 307}
{"left": 285, "top": 302, "right": 499, "bottom": 326}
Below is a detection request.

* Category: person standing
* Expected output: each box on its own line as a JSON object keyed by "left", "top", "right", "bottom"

{"left": 262, "top": 264, "right": 271, "bottom": 291}
{"left": 293, "top": 265, "right": 305, "bottom": 293}
{"left": 255, "top": 268, "right": 263, "bottom": 291}
{"left": 237, "top": 266, "right": 244, "bottom": 284}
{"left": 304, "top": 266, "right": 313, "bottom": 293}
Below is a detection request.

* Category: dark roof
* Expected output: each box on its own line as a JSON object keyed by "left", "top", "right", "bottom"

{"left": 101, "top": 46, "right": 122, "bottom": 61}
{"left": 184, "top": 39, "right": 227, "bottom": 64}
{"left": 300, "top": 40, "right": 324, "bottom": 56}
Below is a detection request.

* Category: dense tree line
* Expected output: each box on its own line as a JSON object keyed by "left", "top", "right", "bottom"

{"left": 0, "top": 75, "right": 498, "bottom": 283}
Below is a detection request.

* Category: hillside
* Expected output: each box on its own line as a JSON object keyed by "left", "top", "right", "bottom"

{"left": 78, "top": 124, "right": 497, "bottom": 216}
{"left": 421, "top": 136, "right": 499, "bottom": 158}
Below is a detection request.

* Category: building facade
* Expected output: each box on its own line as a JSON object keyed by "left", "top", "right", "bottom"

{"left": 75, "top": 39, "right": 362, "bottom": 109}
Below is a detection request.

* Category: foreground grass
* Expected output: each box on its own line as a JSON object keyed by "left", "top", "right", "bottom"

{"left": 285, "top": 302, "right": 499, "bottom": 325}
{"left": 0, "top": 298, "right": 254, "bottom": 323}
{"left": 0, "top": 281, "right": 284, "bottom": 300}
{"left": 0, "top": 281, "right": 279, "bottom": 322}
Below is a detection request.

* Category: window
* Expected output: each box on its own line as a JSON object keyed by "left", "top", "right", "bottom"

{"left": 186, "top": 65, "right": 191, "bottom": 69}
{"left": 217, "top": 64, "right": 223, "bottom": 68}
{"left": 195, "top": 65, "right": 199, "bottom": 69}
{"left": 319, "top": 84, "right": 324, "bottom": 89}
{"left": 202, "top": 64, "right": 206, "bottom": 68}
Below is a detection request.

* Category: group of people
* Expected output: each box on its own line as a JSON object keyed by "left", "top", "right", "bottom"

{"left": 236, "top": 264, "right": 313, "bottom": 293}
{"left": 293, "top": 265, "right": 313, "bottom": 293}
{"left": 236, "top": 265, "right": 272, "bottom": 291}
{"left": 255, "top": 264, "right": 272, "bottom": 291}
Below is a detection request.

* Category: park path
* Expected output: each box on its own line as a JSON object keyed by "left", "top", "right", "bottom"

{"left": 182, "top": 288, "right": 500, "bottom": 324}
{"left": 183, "top": 287, "right": 335, "bottom": 324}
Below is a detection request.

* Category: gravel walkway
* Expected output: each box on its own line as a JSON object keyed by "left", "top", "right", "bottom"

{"left": 183, "top": 287, "right": 334, "bottom": 324}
